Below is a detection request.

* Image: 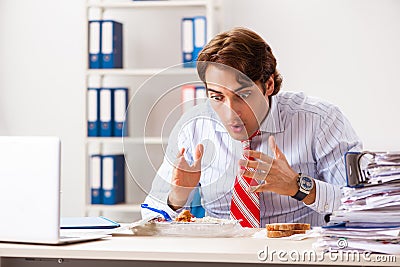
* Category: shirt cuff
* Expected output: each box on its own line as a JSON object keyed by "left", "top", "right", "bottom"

{"left": 304, "top": 179, "right": 341, "bottom": 214}
{"left": 164, "top": 193, "right": 187, "bottom": 217}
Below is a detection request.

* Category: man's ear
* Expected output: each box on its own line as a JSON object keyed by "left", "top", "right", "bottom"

{"left": 264, "top": 75, "right": 275, "bottom": 96}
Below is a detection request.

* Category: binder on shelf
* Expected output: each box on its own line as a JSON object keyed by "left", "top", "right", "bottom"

{"left": 113, "top": 87, "right": 128, "bottom": 137}
{"left": 193, "top": 16, "right": 207, "bottom": 63}
{"left": 181, "top": 16, "right": 207, "bottom": 68}
{"left": 102, "top": 154, "right": 125, "bottom": 205}
{"left": 99, "top": 88, "right": 114, "bottom": 137}
{"left": 181, "top": 84, "right": 196, "bottom": 114}
{"left": 181, "top": 17, "right": 194, "bottom": 68}
{"left": 90, "top": 154, "right": 102, "bottom": 204}
{"left": 101, "top": 20, "right": 123, "bottom": 69}
{"left": 87, "top": 88, "right": 100, "bottom": 137}
{"left": 88, "top": 20, "right": 102, "bottom": 69}
{"left": 195, "top": 85, "right": 207, "bottom": 105}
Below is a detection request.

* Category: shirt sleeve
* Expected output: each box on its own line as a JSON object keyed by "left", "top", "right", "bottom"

{"left": 306, "top": 105, "right": 362, "bottom": 214}
{"left": 141, "top": 115, "right": 196, "bottom": 219}
{"left": 305, "top": 179, "right": 342, "bottom": 214}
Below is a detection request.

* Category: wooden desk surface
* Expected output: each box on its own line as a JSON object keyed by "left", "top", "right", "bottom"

{"left": 0, "top": 236, "right": 398, "bottom": 266}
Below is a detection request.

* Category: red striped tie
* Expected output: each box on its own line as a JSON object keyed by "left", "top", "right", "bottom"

{"left": 230, "top": 131, "right": 260, "bottom": 228}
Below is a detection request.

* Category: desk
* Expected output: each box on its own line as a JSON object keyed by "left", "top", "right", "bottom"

{"left": 0, "top": 236, "right": 398, "bottom": 267}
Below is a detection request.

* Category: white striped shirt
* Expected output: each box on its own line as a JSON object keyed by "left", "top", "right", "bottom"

{"left": 143, "top": 91, "right": 362, "bottom": 226}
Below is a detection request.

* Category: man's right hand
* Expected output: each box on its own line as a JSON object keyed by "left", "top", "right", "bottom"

{"left": 168, "top": 144, "right": 204, "bottom": 210}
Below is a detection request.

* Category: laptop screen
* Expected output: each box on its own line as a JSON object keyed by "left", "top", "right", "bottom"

{"left": 0, "top": 136, "right": 61, "bottom": 244}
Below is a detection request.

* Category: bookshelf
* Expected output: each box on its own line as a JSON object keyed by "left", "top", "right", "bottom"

{"left": 84, "top": 0, "right": 220, "bottom": 219}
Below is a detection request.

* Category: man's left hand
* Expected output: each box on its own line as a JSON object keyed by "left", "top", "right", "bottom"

{"left": 239, "top": 135, "right": 299, "bottom": 197}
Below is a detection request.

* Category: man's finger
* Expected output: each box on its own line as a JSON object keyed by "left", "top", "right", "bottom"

{"left": 241, "top": 169, "right": 267, "bottom": 181}
{"left": 177, "top": 147, "right": 185, "bottom": 158}
{"left": 268, "top": 135, "right": 284, "bottom": 160}
{"left": 244, "top": 150, "right": 273, "bottom": 164}
{"left": 239, "top": 159, "right": 271, "bottom": 172}
{"left": 193, "top": 144, "right": 204, "bottom": 170}
{"left": 194, "top": 144, "right": 204, "bottom": 161}
{"left": 249, "top": 183, "right": 271, "bottom": 193}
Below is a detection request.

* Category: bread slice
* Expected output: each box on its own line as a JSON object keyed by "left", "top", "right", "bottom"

{"left": 266, "top": 223, "right": 310, "bottom": 231}
{"left": 267, "top": 229, "right": 307, "bottom": 238}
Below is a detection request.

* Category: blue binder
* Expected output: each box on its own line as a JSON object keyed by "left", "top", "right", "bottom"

{"left": 88, "top": 20, "right": 102, "bottom": 69}
{"left": 87, "top": 88, "right": 100, "bottom": 137}
{"left": 181, "top": 17, "right": 195, "bottom": 68}
{"left": 102, "top": 154, "right": 125, "bottom": 205}
{"left": 192, "top": 16, "right": 207, "bottom": 64}
{"left": 101, "top": 20, "right": 123, "bottom": 69}
{"left": 99, "top": 88, "right": 114, "bottom": 137}
{"left": 181, "top": 16, "right": 207, "bottom": 68}
{"left": 90, "top": 154, "right": 102, "bottom": 204}
{"left": 112, "top": 87, "right": 128, "bottom": 137}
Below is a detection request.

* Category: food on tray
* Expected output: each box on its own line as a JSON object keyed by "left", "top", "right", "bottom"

{"left": 173, "top": 210, "right": 239, "bottom": 224}
{"left": 266, "top": 223, "right": 310, "bottom": 238}
{"left": 129, "top": 209, "right": 245, "bottom": 237}
{"left": 175, "top": 210, "right": 195, "bottom": 222}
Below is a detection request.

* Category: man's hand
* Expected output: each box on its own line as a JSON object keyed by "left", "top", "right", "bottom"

{"left": 168, "top": 144, "right": 204, "bottom": 210}
{"left": 238, "top": 136, "right": 316, "bottom": 204}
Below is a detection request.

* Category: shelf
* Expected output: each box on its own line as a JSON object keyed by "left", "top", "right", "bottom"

{"left": 86, "top": 203, "right": 142, "bottom": 213}
{"left": 87, "top": 0, "right": 209, "bottom": 9}
{"left": 86, "top": 68, "right": 198, "bottom": 76}
{"left": 87, "top": 137, "right": 168, "bottom": 145}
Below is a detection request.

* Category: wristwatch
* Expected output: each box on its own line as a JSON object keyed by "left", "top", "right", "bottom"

{"left": 291, "top": 173, "right": 314, "bottom": 201}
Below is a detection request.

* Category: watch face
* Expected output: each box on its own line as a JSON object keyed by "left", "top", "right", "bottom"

{"left": 300, "top": 176, "right": 313, "bottom": 191}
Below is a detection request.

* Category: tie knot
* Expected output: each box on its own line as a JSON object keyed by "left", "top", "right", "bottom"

{"left": 241, "top": 130, "right": 260, "bottom": 151}
{"left": 241, "top": 130, "right": 260, "bottom": 143}
{"left": 241, "top": 139, "right": 251, "bottom": 151}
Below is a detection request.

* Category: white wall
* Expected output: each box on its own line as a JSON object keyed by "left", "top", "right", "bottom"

{"left": 0, "top": 0, "right": 86, "bottom": 216}
{"left": 222, "top": 0, "right": 400, "bottom": 151}
{"left": 0, "top": 0, "right": 399, "bottom": 217}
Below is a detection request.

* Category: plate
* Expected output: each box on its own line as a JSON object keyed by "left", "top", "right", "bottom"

{"left": 130, "top": 219, "right": 247, "bottom": 237}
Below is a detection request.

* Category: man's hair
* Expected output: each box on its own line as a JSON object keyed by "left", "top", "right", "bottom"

{"left": 197, "top": 27, "right": 282, "bottom": 96}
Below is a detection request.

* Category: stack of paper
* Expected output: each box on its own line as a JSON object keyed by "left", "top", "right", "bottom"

{"left": 361, "top": 152, "right": 400, "bottom": 184}
{"left": 314, "top": 152, "right": 400, "bottom": 255}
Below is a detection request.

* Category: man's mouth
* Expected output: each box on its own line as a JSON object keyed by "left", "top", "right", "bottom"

{"left": 228, "top": 123, "right": 245, "bottom": 134}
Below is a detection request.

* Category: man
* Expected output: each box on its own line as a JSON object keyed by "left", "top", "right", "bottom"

{"left": 142, "top": 27, "right": 362, "bottom": 227}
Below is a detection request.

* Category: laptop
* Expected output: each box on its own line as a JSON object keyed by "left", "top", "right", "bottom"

{"left": 0, "top": 136, "right": 108, "bottom": 244}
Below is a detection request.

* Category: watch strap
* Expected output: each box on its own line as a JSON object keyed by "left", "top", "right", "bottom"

{"left": 292, "top": 190, "right": 307, "bottom": 201}
{"left": 291, "top": 173, "right": 311, "bottom": 201}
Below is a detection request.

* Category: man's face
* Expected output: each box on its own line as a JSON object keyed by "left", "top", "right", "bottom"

{"left": 205, "top": 65, "right": 270, "bottom": 141}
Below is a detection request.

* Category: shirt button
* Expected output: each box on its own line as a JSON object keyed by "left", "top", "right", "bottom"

{"left": 324, "top": 203, "right": 329, "bottom": 210}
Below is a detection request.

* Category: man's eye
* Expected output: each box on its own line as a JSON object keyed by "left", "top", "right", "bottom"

{"left": 210, "top": 95, "right": 223, "bottom": 101}
{"left": 238, "top": 91, "right": 251, "bottom": 99}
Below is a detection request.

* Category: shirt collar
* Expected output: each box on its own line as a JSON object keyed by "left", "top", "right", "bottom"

{"left": 259, "top": 95, "right": 284, "bottom": 133}
{"left": 213, "top": 95, "right": 284, "bottom": 134}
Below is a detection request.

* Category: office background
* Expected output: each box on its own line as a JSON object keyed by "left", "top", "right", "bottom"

{"left": 0, "top": 0, "right": 399, "bottom": 218}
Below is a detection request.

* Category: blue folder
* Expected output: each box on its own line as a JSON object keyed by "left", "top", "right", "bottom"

{"left": 101, "top": 20, "right": 123, "bottom": 69}
{"left": 112, "top": 87, "right": 128, "bottom": 137}
{"left": 102, "top": 154, "right": 125, "bottom": 205}
{"left": 87, "top": 88, "right": 101, "bottom": 137}
{"left": 60, "top": 216, "right": 120, "bottom": 229}
{"left": 88, "top": 20, "right": 102, "bottom": 69}
{"left": 99, "top": 88, "right": 114, "bottom": 137}
{"left": 90, "top": 154, "right": 102, "bottom": 204}
{"left": 181, "top": 16, "right": 206, "bottom": 68}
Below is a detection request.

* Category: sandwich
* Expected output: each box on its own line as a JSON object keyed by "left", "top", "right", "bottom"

{"left": 266, "top": 223, "right": 310, "bottom": 238}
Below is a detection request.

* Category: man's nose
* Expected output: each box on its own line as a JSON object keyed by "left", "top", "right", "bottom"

{"left": 225, "top": 97, "right": 243, "bottom": 119}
